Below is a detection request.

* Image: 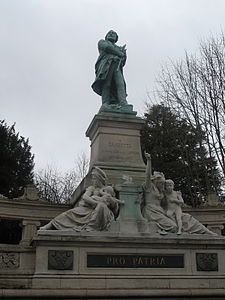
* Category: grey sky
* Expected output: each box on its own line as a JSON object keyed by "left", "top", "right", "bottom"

{"left": 1, "top": 0, "right": 224, "bottom": 172}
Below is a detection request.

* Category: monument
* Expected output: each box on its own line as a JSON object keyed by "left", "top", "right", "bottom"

{"left": 32, "top": 31, "right": 225, "bottom": 299}
{"left": 1, "top": 31, "right": 225, "bottom": 299}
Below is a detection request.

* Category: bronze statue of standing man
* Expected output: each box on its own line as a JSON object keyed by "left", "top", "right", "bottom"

{"left": 92, "top": 30, "right": 133, "bottom": 113}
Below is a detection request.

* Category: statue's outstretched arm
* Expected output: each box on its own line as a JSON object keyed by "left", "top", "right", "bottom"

{"left": 144, "top": 152, "right": 152, "bottom": 189}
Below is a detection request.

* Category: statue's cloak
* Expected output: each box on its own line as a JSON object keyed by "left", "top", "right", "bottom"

{"left": 91, "top": 39, "right": 126, "bottom": 98}
{"left": 91, "top": 53, "right": 115, "bottom": 96}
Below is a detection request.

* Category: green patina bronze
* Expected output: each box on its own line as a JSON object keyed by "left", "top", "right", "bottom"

{"left": 92, "top": 30, "right": 134, "bottom": 113}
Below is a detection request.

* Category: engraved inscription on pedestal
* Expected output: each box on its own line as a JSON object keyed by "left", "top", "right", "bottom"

{"left": 87, "top": 254, "right": 184, "bottom": 268}
{"left": 48, "top": 250, "right": 73, "bottom": 270}
{"left": 196, "top": 253, "right": 218, "bottom": 271}
{"left": 0, "top": 252, "right": 20, "bottom": 269}
{"left": 100, "top": 136, "right": 141, "bottom": 164}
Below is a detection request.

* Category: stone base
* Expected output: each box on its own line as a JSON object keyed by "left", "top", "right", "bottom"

{"left": 86, "top": 112, "right": 146, "bottom": 184}
{"left": 28, "top": 231, "right": 225, "bottom": 298}
{"left": 109, "top": 219, "right": 148, "bottom": 233}
{"left": 99, "top": 103, "right": 136, "bottom": 114}
{"left": 71, "top": 112, "right": 146, "bottom": 205}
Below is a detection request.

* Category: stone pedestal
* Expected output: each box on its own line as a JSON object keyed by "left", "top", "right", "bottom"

{"left": 20, "top": 220, "right": 41, "bottom": 248}
{"left": 30, "top": 232, "right": 225, "bottom": 299}
{"left": 110, "top": 184, "right": 148, "bottom": 233}
{"left": 71, "top": 111, "right": 146, "bottom": 205}
{"left": 86, "top": 111, "right": 146, "bottom": 185}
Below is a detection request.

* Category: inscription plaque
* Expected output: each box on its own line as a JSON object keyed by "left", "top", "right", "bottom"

{"left": 100, "top": 136, "right": 141, "bottom": 164}
{"left": 48, "top": 250, "right": 73, "bottom": 270}
{"left": 87, "top": 254, "right": 184, "bottom": 268}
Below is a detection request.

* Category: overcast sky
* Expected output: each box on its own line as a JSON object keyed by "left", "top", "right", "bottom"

{"left": 1, "top": 0, "right": 224, "bottom": 173}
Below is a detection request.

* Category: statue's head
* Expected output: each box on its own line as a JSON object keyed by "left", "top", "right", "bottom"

{"left": 103, "top": 185, "right": 115, "bottom": 197}
{"left": 91, "top": 167, "right": 107, "bottom": 187}
{"left": 105, "top": 30, "right": 118, "bottom": 43}
{"left": 151, "top": 172, "right": 165, "bottom": 192}
{"left": 165, "top": 179, "right": 174, "bottom": 192}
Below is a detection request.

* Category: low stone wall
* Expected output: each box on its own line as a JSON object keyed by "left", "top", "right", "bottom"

{"left": 0, "top": 195, "right": 70, "bottom": 247}
{"left": 2, "top": 232, "right": 225, "bottom": 298}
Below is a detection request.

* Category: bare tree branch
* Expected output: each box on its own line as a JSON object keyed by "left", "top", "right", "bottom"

{"left": 34, "top": 153, "right": 89, "bottom": 204}
{"left": 156, "top": 32, "right": 225, "bottom": 181}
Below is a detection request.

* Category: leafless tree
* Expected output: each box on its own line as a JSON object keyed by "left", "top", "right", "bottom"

{"left": 75, "top": 152, "right": 89, "bottom": 182}
{"left": 34, "top": 152, "right": 89, "bottom": 204}
{"left": 156, "top": 32, "right": 225, "bottom": 183}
